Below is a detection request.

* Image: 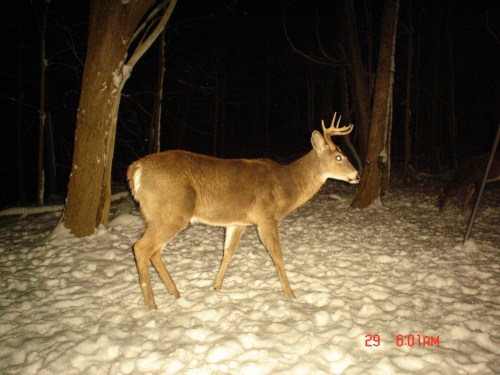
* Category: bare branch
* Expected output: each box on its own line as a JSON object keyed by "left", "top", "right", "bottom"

{"left": 282, "top": 8, "right": 331, "bottom": 66}
{"left": 130, "top": 2, "right": 164, "bottom": 45}
{"left": 314, "top": 6, "right": 344, "bottom": 64}
{"left": 127, "top": 0, "right": 177, "bottom": 69}
{"left": 484, "top": 8, "right": 500, "bottom": 46}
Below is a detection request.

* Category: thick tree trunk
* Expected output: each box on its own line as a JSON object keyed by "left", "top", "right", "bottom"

{"left": 63, "top": 46, "right": 127, "bottom": 235}
{"left": 351, "top": 0, "right": 399, "bottom": 209}
{"left": 342, "top": 0, "right": 371, "bottom": 159}
{"left": 63, "top": 0, "right": 176, "bottom": 237}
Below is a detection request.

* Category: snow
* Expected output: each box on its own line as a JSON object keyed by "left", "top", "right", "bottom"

{"left": 0, "top": 179, "right": 499, "bottom": 374}
{"left": 112, "top": 67, "right": 122, "bottom": 88}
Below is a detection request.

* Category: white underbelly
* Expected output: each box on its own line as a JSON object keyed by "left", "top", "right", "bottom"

{"left": 190, "top": 216, "right": 251, "bottom": 227}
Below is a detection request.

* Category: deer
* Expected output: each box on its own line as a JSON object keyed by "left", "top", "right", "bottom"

{"left": 127, "top": 113, "right": 360, "bottom": 309}
{"left": 438, "top": 152, "right": 500, "bottom": 215}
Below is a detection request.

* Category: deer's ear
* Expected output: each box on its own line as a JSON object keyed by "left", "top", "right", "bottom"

{"left": 311, "top": 131, "right": 326, "bottom": 151}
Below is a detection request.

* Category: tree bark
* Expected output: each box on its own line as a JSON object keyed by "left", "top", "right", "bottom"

{"left": 16, "top": 28, "right": 26, "bottom": 204}
{"left": 429, "top": 50, "right": 441, "bottom": 171}
{"left": 149, "top": 30, "right": 165, "bottom": 155}
{"left": 380, "top": 101, "right": 392, "bottom": 194}
{"left": 37, "top": 0, "right": 49, "bottom": 206}
{"left": 412, "top": 12, "right": 423, "bottom": 173}
{"left": 212, "top": 63, "right": 219, "bottom": 156}
{"left": 264, "top": 67, "right": 271, "bottom": 156}
{"left": 307, "top": 67, "right": 315, "bottom": 133}
{"left": 46, "top": 111, "right": 57, "bottom": 198}
{"left": 403, "top": 2, "right": 413, "bottom": 183}
{"left": 342, "top": 0, "right": 371, "bottom": 160}
{"left": 428, "top": 5, "right": 443, "bottom": 171}
{"left": 351, "top": 0, "right": 399, "bottom": 209}
{"left": 446, "top": 3, "right": 457, "bottom": 168}
{"left": 340, "top": 67, "right": 362, "bottom": 172}
{"left": 63, "top": 0, "right": 177, "bottom": 237}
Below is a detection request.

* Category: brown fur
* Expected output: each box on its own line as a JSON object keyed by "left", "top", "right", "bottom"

{"left": 438, "top": 153, "right": 500, "bottom": 215}
{"left": 128, "top": 124, "right": 359, "bottom": 309}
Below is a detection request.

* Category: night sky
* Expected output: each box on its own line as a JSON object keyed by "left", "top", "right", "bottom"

{"left": 1, "top": 0, "right": 499, "bottom": 207}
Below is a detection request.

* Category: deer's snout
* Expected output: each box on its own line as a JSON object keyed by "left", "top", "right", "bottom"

{"left": 349, "top": 173, "right": 361, "bottom": 184}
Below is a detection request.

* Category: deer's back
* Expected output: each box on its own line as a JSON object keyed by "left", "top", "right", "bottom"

{"left": 128, "top": 150, "right": 293, "bottom": 225}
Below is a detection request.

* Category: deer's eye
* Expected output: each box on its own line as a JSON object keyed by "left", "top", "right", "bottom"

{"left": 336, "top": 155, "right": 342, "bottom": 161}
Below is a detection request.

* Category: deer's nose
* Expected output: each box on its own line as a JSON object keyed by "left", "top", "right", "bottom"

{"left": 349, "top": 173, "right": 360, "bottom": 184}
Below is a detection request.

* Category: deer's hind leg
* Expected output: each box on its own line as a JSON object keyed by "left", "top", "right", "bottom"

{"left": 133, "top": 219, "right": 188, "bottom": 309}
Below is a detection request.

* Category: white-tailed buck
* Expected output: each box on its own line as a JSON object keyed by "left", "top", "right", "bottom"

{"left": 128, "top": 113, "right": 360, "bottom": 309}
{"left": 438, "top": 153, "right": 500, "bottom": 215}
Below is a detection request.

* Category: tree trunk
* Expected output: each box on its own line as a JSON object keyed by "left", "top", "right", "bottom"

{"left": 342, "top": 0, "right": 371, "bottom": 160}
{"left": 219, "top": 63, "right": 226, "bottom": 156}
{"left": 16, "top": 57, "right": 26, "bottom": 205}
{"left": 175, "top": 85, "right": 193, "bottom": 149}
{"left": 212, "top": 63, "right": 219, "bottom": 156}
{"left": 264, "top": 67, "right": 271, "bottom": 156}
{"left": 446, "top": 3, "right": 457, "bottom": 168}
{"left": 351, "top": 0, "right": 399, "bottom": 209}
{"left": 403, "top": 2, "right": 413, "bottom": 183}
{"left": 46, "top": 111, "right": 57, "bottom": 198}
{"left": 428, "top": 5, "right": 443, "bottom": 171}
{"left": 149, "top": 30, "right": 166, "bottom": 155}
{"left": 307, "top": 67, "right": 315, "bottom": 133}
{"left": 412, "top": 11, "right": 423, "bottom": 173}
{"left": 37, "top": 0, "right": 49, "bottom": 206}
{"left": 63, "top": 0, "right": 177, "bottom": 237}
{"left": 380, "top": 101, "right": 393, "bottom": 194}
{"left": 429, "top": 50, "right": 441, "bottom": 171}
{"left": 340, "top": 67, "right": 362, "bottom": 172}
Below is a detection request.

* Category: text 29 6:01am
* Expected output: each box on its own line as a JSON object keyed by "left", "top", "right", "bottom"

{"left": 365, "top": 334, "right": 441, "bottom": 347}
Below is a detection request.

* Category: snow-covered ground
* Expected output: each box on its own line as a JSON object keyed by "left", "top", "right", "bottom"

{"left": 1, "top": 177, "right": 499, "bottom": 374}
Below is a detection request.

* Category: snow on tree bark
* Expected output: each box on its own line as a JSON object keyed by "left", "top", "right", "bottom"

{"left": 351, "top": 0, "right": 399, "bottom": 209}
{"left": 62, "top": 0, "right": 177, "bottom": 237}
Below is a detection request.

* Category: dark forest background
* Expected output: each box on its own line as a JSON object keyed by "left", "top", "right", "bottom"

{"left": 1, "top": 0, "right": 499, "bottom": 208}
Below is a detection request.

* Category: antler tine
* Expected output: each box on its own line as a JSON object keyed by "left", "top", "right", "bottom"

{"left": 321, "top": 119, "right": 335, "bottom": 148}
{"left": 323, "top": 112, "right": 354, "bottom": 137}
{"left": 330, "top": 112, "right": 338, "bottom": 129}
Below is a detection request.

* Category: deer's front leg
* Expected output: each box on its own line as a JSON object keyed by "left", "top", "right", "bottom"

{"left": 462, "top": 184, "right": 476, "bottom": 216}
{"left": 258, "top": 220, "right": 296, "bottom": 299}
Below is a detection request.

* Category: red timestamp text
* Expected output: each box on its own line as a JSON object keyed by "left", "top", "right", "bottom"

{"left": 396, "top": 334, "right": 440, "bottom": 347}
{"left": 365, "top": 334, "right": 382, "bottom": 347}
{"left": 364, "top": 334, "right": 441, "bottom": 347}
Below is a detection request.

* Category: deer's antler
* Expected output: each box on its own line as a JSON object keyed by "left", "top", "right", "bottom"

{"left": 321, "top": 112, "right": 354, "bottom": 148}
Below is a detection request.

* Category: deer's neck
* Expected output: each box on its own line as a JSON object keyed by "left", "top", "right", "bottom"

{"left": 283, "top": 149, "right": 326, "bottom": 213}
